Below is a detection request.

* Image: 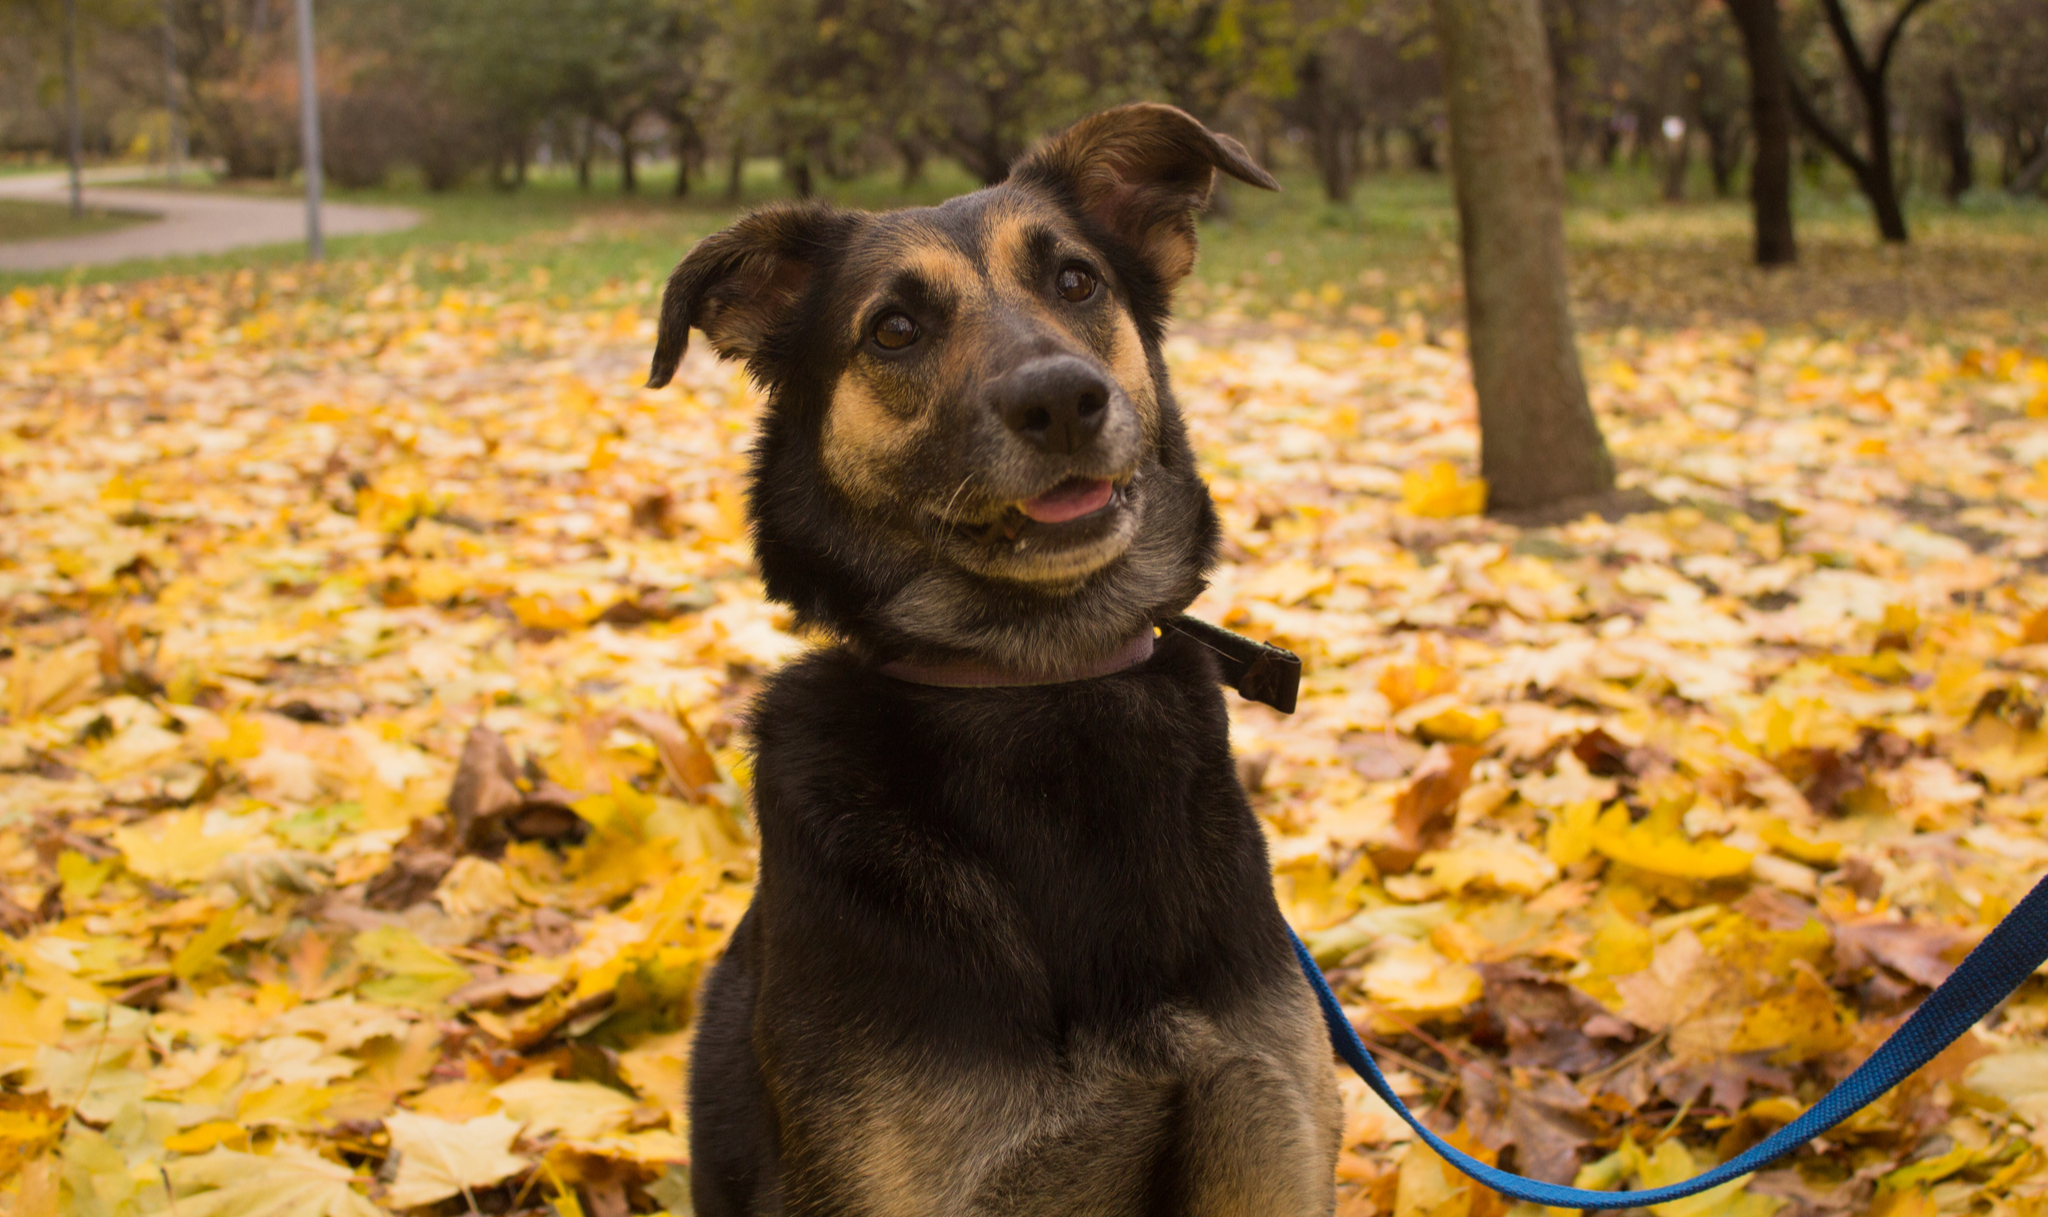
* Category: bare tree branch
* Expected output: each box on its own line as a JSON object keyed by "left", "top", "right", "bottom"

{"left": 2012, "top": 145, "right": 2048, "bottom": 197}
{"left": 1783, "top": 60, "right": 1870, "bottom": 178}
{"left": 1874, "top": 0, "right": 1938, "bottom": 78}
{"left": 1814, "top": 0, "right": 1875, "bottom": 88}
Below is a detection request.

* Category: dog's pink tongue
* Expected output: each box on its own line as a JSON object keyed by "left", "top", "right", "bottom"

{"left": 1020, "top": 478, "right": 1114, "bottom": 524}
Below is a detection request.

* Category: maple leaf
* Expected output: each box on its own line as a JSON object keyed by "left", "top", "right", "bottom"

{"left": 1963, "top": 1048, "right": 2048, "bottom": 1140}
{"left": 1459, "top": 1062, "right": 1600, "bottom": 1185}
{"left": 1417, "top": 837, "right": 1559, "bottom": 896}
{"left": 382, "top": 1111, "right": 531, "bottom": 1208}
{"left": 490, "top": 1075, "right": 638, "bottom": 1140}
{"left": 1589, "top": 805, "right": 1752, "bottom": 881}
{"left": 616, "top": 1030, "right": 691, "bottom": 1132}
{"left": 351, "top": 928, "right": 474, "bottom": 1007}
{"left": 1362, "top": 938, "right": 1484, "bottom": 1016}
{"left": 109, "top": 811, "right": 261, "bottom": 886}
{"left": 1830, "top": 920, "right": 1981, "bottom": 989}
{"left": 1393, "top": 1126, "right": 1502, "bottom": 1217}
{"left": 1613, "top": 928, "right": 1716, "bottom": 1034}
{"left": 1579, "top": 1135, "right": 1785, "bottom": 1217}
{"left": 624, "top": 708, "right": 722, "bottom": 802}
{"left": 162, "top": 1144, "right": 382, "bottom": 1217}
{"left": 1400, "top": 462, "right": 1488, "bottom": 518}
{"left": 0, "top": 987, "right": 66, "bottom": 1078}
{"left": 1371, "top": 745, "right": 1479, "bottom": 873}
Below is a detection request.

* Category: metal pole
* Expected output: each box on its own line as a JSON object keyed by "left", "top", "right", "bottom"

{"left": 292, "top": 0, "right": 324, "bottom": 260}
{"left": 164, "top": 1, "right": 180, "bottom": 183}
{"left": 62, "top": 0, "right": 83, "bottom": 218}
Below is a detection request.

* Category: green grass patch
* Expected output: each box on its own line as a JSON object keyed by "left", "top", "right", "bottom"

{"left": 0, "top": 197, "right": 157, "bottom": 243}
{"left": 3, "top": 155, "right": 2043, "bottom": 342}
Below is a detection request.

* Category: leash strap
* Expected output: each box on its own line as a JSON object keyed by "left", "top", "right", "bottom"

{"left": 1293, "top": 871, "right": 2048, "bottom": 1208}
{"left": 1194, "top": 617, "right": 2048, "bottom": 1201}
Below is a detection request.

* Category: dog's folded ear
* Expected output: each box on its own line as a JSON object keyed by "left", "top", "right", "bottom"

{"left": 647, "top": 202, "right": 850, "bottom": 388}
{"left": 1012, "top": 103, "right": 1279, "bottom": 286}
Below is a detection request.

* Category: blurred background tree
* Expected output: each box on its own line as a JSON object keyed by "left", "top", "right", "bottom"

{"left": 9, "top": 0, "right": 2042, "bottom": 213}
{"left": 6, "top": 0, "right": 2042, "bottom": 513}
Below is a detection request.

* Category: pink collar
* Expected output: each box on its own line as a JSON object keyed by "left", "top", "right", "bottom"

{"left": 878, "top": 628, "right": 1157, "bottom": 689}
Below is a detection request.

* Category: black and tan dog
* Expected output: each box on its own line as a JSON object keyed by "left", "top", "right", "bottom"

{"left": 647, "top": 104, "right": 1341, "bottom": 1216}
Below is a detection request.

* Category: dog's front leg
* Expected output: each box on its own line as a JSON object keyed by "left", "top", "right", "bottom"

{"left": 1166, "top": 995, "right": 1342, "bottom": 1217}
{"left": 689, "top": 911, "right": 786, "bottom": 1216}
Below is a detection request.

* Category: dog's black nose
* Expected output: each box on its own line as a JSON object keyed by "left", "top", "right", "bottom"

{"left": 993, "top": 357, "right": 1110, "bottom": 455}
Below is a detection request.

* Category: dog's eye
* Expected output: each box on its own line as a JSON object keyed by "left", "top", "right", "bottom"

{"left": 1055, "top": 266, "right": 1097, "bottom": 303}
{"left": 872, "top": 313, "right": 920, "bottom": 351}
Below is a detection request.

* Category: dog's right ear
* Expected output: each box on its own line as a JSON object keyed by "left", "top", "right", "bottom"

{"left": 647, "top": 202, "right": 848, "bottom": 388}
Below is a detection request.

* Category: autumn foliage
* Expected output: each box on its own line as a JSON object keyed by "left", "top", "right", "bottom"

{"left": 3, "top": 259, "right": 2048, "bottom": 1216}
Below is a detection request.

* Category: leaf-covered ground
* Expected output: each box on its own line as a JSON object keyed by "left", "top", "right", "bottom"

{"left": 3, "top": 250, "right": 2048, "bottom": 1217}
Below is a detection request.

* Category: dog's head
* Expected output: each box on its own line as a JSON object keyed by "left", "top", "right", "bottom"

{"left": 648, "top": 104, "right": 1277, "bottom": 674}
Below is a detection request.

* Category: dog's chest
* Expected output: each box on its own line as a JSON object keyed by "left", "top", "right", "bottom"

{"left": 753, "top": 639, "right": 1285, "bottom": 1005}
{"left": 743, "top": 641, "right": 1340, "bottom": 1214}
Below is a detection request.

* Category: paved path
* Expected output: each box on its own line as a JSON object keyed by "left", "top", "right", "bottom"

{"left": 0, "top": 169, "right": 418, "bottom": 272}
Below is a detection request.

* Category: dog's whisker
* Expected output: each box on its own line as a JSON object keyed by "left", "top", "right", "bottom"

{"left": 937, "top": 473, "right": 975, "bottom": 527}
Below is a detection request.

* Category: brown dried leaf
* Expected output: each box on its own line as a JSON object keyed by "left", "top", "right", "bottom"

{"left": 626, "top": 708, "right": 720, "bottom": 803}
{"left": 1831, "top": 920, "right": 1983, "bottom": 990}
{"left": 1459, "top": 1063, "right": 1600, "bottom": 1185}
{"left": 1372, "top": 744, "right": 1479, "bottom": 874}
{"left": 448, "top": 725, "right": 526, "bottom": 855}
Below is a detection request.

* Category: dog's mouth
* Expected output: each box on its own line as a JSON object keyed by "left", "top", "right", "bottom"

{"left": 946, "top": 475, "right": 1132, "bottom": 546}
{"left": 937, "top": 473, "right": 1146, "bottom": 573}
{"left": 1021, "top": 477, "right": 1115, "bottom": 524}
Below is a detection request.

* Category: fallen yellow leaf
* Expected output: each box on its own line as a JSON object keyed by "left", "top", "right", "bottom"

{"left": 1590, "top": 804, "right": 1752, "bottom": 880}
{"left": 1400, "top": 462, "right": 1488, "bottom": 518}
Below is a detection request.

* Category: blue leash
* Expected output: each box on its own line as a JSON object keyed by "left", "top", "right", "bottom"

{"left": 1292, "top": 871, "right": 2048, "bottom": 1209}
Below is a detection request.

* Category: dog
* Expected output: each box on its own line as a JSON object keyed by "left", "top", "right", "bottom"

{"left": 647, "top": 103, "right": 1342, "bottom": 1217}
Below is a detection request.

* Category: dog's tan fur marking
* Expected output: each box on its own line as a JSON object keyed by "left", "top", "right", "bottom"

{"left": 885, "top": 242, "right": 985, "bottom": 307}
{"left": 1106, "top": 310, "right": 1160, "bottom": 440}
{"left": 802, "top": 986, "right": 1338, "bottom": 1216}
{"left": 822, "top": 374, "right": 917, "bottom": 506}
{"left": 820, "top": 235, "right": 983, "bottom": 507}
{"left": 982, "top": 205, "right": 1052, "bottom": 298}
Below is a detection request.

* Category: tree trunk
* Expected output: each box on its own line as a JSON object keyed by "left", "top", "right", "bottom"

{"left": 617, "top": 120, "right": 637, "bottom": 194}
{"left": 2011, "top": 144, "right": 2048, "bottom": 197}
{"left": 1938, "top": 70, "right": 1971, "bottom": 202}
{"left": 1786, "top": 0, "right": 1929, "bottom": 242}
{"left": 898, "top": 138, "right": 927, "bottom": 189}
{"left": 1662, "top": 128, "right": 1692, "bottom": 201}
{"left": 1724, "top": 0, "right": 1797, "bottom": 264}
{"left": 1299, "top": 52, "right": 1357, "bottom": 203}
{"left": 1699, "top": 109, "right": 1744, "bottom": 197}
{"left": 1857, "top": 89, "right": 1906, "bottom": 240}
{"left": 576, "top": 118, "right": 594, "bottom": 191}
{"left": 63, "top": 0, "right": 84, "bottom": 218}
{"left": 726, "top": 135, "right": 746, "bottom": 201}
{"left": 1315, "top": 124, "right": 1357, "bottom": 202}
{"left": 1432, "top": 0, "right": 1614, "bottom": 515}
{"left": 671, "top": 113, "right": 695, "bottom": 198}
{"left": 1408, "top": 123, "right": 1440, "bottom": 171}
